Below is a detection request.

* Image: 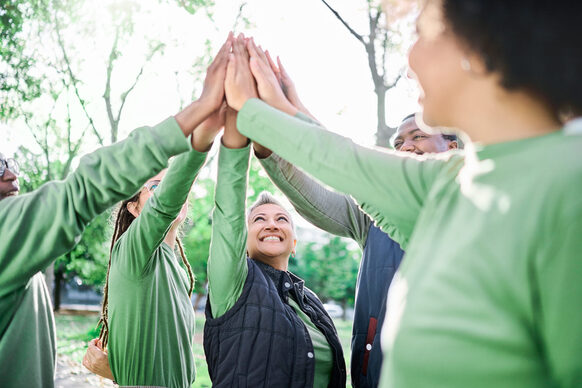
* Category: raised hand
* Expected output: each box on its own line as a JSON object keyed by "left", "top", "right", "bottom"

{"left": 191, "top": 101, "right": 227, "bottom": 152}
{"left": 175, "top": 33, "right": 233, "bottom": 136}
{"left": 268, "top": 53, "right": 318, "bottom": 122}
{"left": 246, "top": 38, "right": 297, "bottom": 116}
{"left": 224, "top": 34, "right": 259, "bottom": 111}
{"left": 199, "top": 32, "right": 234, "bottom": 113}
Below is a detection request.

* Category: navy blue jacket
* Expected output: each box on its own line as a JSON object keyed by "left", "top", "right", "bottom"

{"left": 351, "top": 224, "right": 404, "bottom": 387}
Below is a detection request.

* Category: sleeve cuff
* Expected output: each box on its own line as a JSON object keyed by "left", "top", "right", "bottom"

{"left": 152, "top": 116, "right": 192, "bottom": 156}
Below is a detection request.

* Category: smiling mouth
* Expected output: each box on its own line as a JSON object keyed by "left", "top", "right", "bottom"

{"left": 261, "top": 236, "right": 282, "bottom": 242}
{"left": 4, "top": 190, "right": 19, "bottom": 196}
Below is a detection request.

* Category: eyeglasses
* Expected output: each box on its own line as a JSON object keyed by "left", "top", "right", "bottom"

{"left": 0, "top": 158, "right": 20, "bottom": 177}
{"left": 143, "top": 180, "right": 161, "bottom": 192}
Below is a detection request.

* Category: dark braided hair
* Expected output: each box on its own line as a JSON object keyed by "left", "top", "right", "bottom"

{"left": 97, "top": 191, "right": 195, "bottom": 348}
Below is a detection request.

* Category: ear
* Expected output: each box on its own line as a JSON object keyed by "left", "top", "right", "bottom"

{"left": 126, "top": 201, "right": 140, "bottom": 218}
{"left": 448, "top": 140, "right": 458, "bottom": 150}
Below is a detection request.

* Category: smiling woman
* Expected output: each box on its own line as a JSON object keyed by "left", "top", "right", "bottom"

{"left": 202, "top": 103, "right": 346, "bottom": 388}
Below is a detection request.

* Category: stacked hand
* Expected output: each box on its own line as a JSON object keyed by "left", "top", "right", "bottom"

{"left": 175, "top": 31, "right": 316, "bottom": 152}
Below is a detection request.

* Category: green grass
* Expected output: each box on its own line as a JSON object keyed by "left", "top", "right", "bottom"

{"left": 56, "top": 312, "right": 353, "bottom": 387}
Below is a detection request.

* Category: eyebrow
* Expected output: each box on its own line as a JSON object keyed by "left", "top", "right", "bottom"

{"left": 252, "top": 212, "right": 289, "bottom": 218}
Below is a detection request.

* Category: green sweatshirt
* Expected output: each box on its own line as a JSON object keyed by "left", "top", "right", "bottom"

{"left": 108, "top": 148, "right": 207, "bottom": 388}
{"left": 236, "top": 99, "right": 582, "bottom": 388}
{"left": 0, "top": 117, "right": 191, "bottom": 388}
{"left": 207, "top": 143, "right": 333, "bottom": 387}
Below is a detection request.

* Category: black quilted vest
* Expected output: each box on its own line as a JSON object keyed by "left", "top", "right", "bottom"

{"left": 204, "top": 258, "right": 346, "bottom": 388}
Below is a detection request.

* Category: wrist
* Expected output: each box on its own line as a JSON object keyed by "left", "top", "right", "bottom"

{"left": 175, "top": 100, "right": 213, "bottom": 136}
{"left": 222, "top": 134, "right": 249, "bottom": 149}
{"left": 191, "top": 133, "right": 214, "bottom": 152}
{"left": 253, "top": 144, "right": 272, "bottom": 159}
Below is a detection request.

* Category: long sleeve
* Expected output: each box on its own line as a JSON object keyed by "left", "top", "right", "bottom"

{"left": 260, "top": 153, "right": 370, "bottom": 248}
{"left": 207, "top": 143, "right": 251, "bottom": 318}
{"left": 113, "top": 148, "right": 208, "bottom": 277}
{"left": 535, "top": 196, "right": 582, "bottom": 387}
{"left": 0, "top": 117, "right": 190, "bottom": 296}
{"left": 237, "top": 99, "right": 458, "bottom": 249}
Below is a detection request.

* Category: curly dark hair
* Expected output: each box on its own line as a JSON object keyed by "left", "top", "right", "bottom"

{"left": 441, "top": 0, "right": 582, "bottom": 116}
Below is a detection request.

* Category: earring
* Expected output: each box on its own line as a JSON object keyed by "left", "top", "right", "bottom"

{"left": 460, "top": 58, "right": 472, "bottom": 72}
{"left": 291, "top": 252, "right": 296, "bottom": 258}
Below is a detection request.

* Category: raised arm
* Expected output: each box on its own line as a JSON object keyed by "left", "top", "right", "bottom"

{"left": 114, "top": 106, "right": 225, "bottom": 277}
{"left": 208, "top": 104, "right": 253, "bottom": 318}
{"left": 258, "top": 153, "right": 371, "bottom": 248}
{"left": 114, "top": 148, "right": 208, "bottom": 276}
{"left": 0, "top": 33, "right": 233, "bottom": 295}
{"left": 224, "top": 38, "right": 457, "bottom": 248}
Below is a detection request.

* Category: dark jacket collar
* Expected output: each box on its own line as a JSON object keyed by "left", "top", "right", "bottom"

{"left": 251, "top": 258, "right": 305, "bottom": 300}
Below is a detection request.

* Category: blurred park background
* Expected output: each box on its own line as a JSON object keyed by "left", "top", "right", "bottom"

{"left": 1, "top": 0, "right": 419, "bottom": 386}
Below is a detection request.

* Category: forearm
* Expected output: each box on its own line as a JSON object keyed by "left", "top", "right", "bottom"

{"left": 116, "top": 148, "right": 208, "bottom": 277}
{"left": 260, "top": 153, "right": 370, "bottom": 247}
{"left": 0, "top": 118, "right": 190, "bottom": 293}
{"left": 237, "top": 99, "right": 452, "bottom": 248}
{"left": 208, "top": 144, "right": 251, "bottom": 318}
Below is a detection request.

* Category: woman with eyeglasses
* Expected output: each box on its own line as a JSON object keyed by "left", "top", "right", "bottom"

{"left": 0, "top": 154, "right": 20, "bottom": 200}
{"left": 89, "top": 105, "right": 225, "bottom": 388}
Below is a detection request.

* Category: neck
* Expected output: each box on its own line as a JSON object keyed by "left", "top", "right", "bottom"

{"left": 455, "top": 88, "right": 561, "bottom": 144}
{"left": 253, "top": 255, "right": 289, "bottom": 271}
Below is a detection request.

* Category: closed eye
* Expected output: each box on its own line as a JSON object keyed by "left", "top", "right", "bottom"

{"left": 277, "top": 216, "right": 288, "bottom": 222}
{"left": 253, "top": 216, "right": 265, "bottom": 222}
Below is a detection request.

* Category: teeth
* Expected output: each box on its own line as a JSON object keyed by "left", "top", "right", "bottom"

{"left": 263, "top": 236, "right": 281, "bottom": 241}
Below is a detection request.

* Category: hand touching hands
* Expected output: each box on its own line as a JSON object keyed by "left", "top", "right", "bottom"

{"left": 224, "top": 34, "right": 259, "bottom": 111}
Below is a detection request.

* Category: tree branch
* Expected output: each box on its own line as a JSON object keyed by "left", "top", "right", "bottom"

{"left": 381, "top": 29, "right": 389, "bottom": 79}
{"left": 103, "top": 27, "right": 120, "bottom": 143}
{"left": 386, "top": 73, "right": 402, "bottom": 90}
{"left": 53, "top": 10, "right": 104, "bottom": 146}
{"left": 320, "top": 0, "right": 365, "bottom": 44}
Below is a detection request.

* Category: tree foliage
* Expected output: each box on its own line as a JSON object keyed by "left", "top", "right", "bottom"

{"left": 290, "top": 236, "right": 360, "bottom": 309}
{"left": 0, "top": 0, "right": 46, "bottom": 118}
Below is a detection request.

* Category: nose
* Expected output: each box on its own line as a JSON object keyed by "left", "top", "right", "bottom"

{"left": 400, "top": 141, "right": 416, "bottom": 153}
{"left": 264, "top": 218, "right": 279, "bottom": 230}
{"left": 1, "top": 168, "right": 17, "bottom": 181}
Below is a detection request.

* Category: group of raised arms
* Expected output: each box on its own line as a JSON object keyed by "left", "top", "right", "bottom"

{"left": 0, "top": 1, "right": 580, "bottom": 388}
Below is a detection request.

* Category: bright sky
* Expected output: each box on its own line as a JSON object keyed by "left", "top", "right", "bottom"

{"left": 1, "top": 0, "right": 422, "bottom": 244}
{"left": 2, "top": 0, "right": 420, "bottom": 155}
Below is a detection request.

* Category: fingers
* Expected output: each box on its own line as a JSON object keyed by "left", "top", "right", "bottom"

{"left": 252, "top": 39, "right": 269, "bottom": 65}
{"left": 265, "top": 50, "right": 281, "bottom": 84}
{"left": 277, "top": 56, "right": 289, "bottom": 79}
{"left": 212, "top": 32, "right": 234, "bottom": 69}
{"left": 234, "top": 33, "right": 248, "bottom": 61}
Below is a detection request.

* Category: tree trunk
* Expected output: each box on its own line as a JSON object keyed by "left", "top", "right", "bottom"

{"left": 374, "top": 86, "right": 395, "bottom": 147}
{"left": 341, "top": 299, "right": 348, "bottom": 321}
{"left": 53, "top": 266, "right": 64, "bottom": 311}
